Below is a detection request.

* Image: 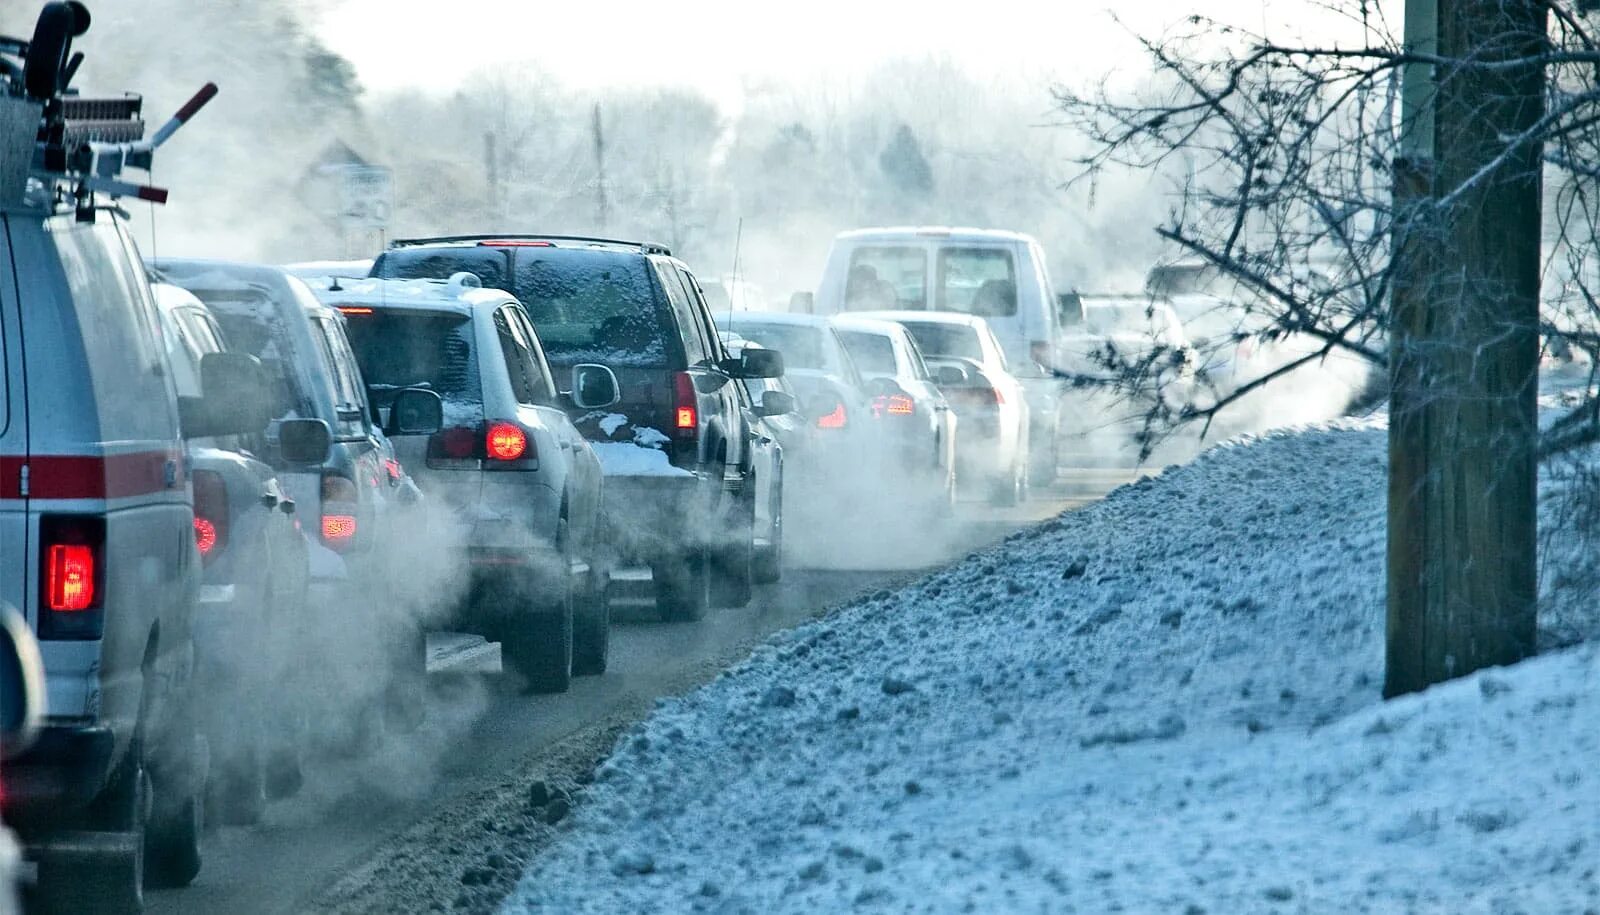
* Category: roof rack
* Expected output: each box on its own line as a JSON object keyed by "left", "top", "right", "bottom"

{"left": 387, "top": 234, "right": 671, "bottom": 256}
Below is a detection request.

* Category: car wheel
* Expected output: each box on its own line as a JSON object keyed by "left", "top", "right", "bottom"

{"left": 573, "top": 569, "right": 610, "bottom": 677}
{"left": 501, "top": 589, "right": 574, "bottom": 694}
{"left": 264, "top": 744, "right": 305, "bottom": 801}
{"left": 206, "top": 740, "right": 266, "bottom": 828}
{"left": 144, "top": 732, "right": 204, "bottom": 889}
{"left": 655, "top": 547, "right": 711, "bottom": 622}
{"left": 712, "top": 501, "right": 755, "bottom": 608}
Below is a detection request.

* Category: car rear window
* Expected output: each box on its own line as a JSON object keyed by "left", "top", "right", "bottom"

{"left": 836, "top": 330, "right": 898, "bottom": 375}
{"left": 725, "top": 321, "right": 824, "bottom": 370}
{"left": 937, "top": 247, "right": 1017, "bottom": 317}
{"left": 512, "top": 250, "right": 672, "bottom": 368}
{"left": 901, "top": 322, "right": 983, "bottom": 361}
{"left": 343, "top": 310, "right": 481, "bottom": 423}
{"left": 846, "top": 246, "right": 926, "bottom": 311}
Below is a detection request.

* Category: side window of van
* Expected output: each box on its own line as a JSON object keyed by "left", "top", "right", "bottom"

{"left": 50, "top": 218, "right": 176, "bottom": 439}
{"left": 846, "top": 247, "right": 925, "bottom": 311}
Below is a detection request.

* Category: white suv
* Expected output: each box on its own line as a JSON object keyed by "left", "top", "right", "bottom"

{"left": 318, "top": 274, "right": 618, "bottom": 692}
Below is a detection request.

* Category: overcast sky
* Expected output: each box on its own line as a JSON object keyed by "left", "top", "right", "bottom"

{"left": 316, "top": 1, "right": 1382, "bottom": 110}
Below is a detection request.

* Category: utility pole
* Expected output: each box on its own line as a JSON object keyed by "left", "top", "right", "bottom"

{"left": 1385, "top": 0, "right": 1547, "bottom": 697}
{"left": 484, "top": 131, "right": 499, "bottom": 218}
{"left": 592, "top": 102, "right": 609, "bottom": 231}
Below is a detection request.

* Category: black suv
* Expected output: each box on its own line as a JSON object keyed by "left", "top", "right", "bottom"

{"left": 369, "top": 237, "right": 783, "bottom": 621}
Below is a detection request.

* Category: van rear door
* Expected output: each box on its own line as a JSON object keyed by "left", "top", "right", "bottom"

{"left": 0, "top": 215, "right": 27, "bottom": 626}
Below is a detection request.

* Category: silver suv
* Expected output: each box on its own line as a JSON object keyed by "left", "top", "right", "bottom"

{"left": 320, "top": 274, "right": 617, "bottom": 692}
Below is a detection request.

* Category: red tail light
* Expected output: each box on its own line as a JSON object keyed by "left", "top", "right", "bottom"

{"left": 321, "top": 474, "right": 359, "bottom": 551}
{"left": 39, "top": 514, "right": 105, "bottom": 639}
{"left": 191, "top": 469, "right": 228, "bottom": 563}
{"left": 477, "top": 239, "right": 554, "bottom": 247}
{"left": 337, "top": 306, "right": 374, "bottom": 315}
{"left": 816, "top": 403, "right": 848, "bottom": 429}
{"left": 673, "top": 372, "right": 698, "bottom": 436}
{"left": 871, "top": 394, "right": 916, "bottom": 418}
{"left": 486, "top": 422, "right": 528, "bottom": 461}
{"left": 433, "top": 426, "right": 479, "bottom": 460}
{"left": 47, "top": 545, "right": 95, "bottom": 611}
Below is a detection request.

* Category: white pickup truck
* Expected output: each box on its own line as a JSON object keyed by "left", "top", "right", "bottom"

{"left": 793, "top": 226, "right": 1070, "bottom": 482}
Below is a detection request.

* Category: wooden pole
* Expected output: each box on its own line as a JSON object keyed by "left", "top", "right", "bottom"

{"left": 1385, "top": 0, "right": 1546, "bottom": 697}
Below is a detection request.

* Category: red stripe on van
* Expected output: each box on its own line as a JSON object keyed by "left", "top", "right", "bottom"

{"left": 0, "top": 451, "right": 181, "bottom": 500}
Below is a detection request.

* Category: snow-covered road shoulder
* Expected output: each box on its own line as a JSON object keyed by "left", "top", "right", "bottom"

{"left": 504, "top": 420, "right": 1600, "bottom": 913}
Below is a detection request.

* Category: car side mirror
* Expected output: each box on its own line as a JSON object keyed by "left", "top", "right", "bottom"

{"left": 570, "top": 364, "right": 621, "bottom": 410}
{"left": 756, "top": 390, "right": 797, "bottom": 417}
{"left": 279, "top": 418, "right": 332, "bottom": 464}
{"left": 182, "top": 351, "right": 272, "bottom": 438}
{"left": 934, "top": 364, "right": 971, "bottom": 387}
{"left": 790, "top": 291, "right": 815, "bottom": 314}
{"left": 729, "top": 348, "right": 783, "bottom": 379}
{"left": 1, "top": 603, "right": 46, "bottom": 756}
{"left": 386, "top": 388, "right": 444, "bottom": 436}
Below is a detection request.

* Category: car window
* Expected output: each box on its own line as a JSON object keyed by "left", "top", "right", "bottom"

{"left": 846, "top": 246, "right": 926, "bottom": 311}
{"left": 827, "top": 328, "right": 866, "bottom": 388}
{"left": 509, "top": 307, "right": 559, "bottom": 403}
{"left": 901, "top": 334, "right": 932, "bottom": 381}
{"left": 514, "top": 249, "right": 674, "bottom": 368}
{"left": 656, "top": 263, "right": 709, "bottom": 365}
{"left": 675, "top": 267, "right": 725, "bottom": 361}
{"left": 901, "top": 322, "right": 984, "bottom": 361}
{"left": 314, "top": 318, "right": 370, "bottom": 438}
{"left": 343, "top": 309, "right": 482, "bottom": 426}
{"left": 157, "top": 307, "right": 204, "bottom": 398}
{"left": 984, "top": 324, "right": 1010, "bottom": 370}
{"left": 937, "top": 247, "right": 1017, "bottom": 317}
{"left": 725, "top": 321, "right": 824, "bottom": 370}
{"left": 836, "top": 330, "right": 899, "bottom": 376}
{"left": 178, "top": 309, "right": 225, "bottom": 356}
{"left": 494, "top": 306, "right": 545, "bottom": 406}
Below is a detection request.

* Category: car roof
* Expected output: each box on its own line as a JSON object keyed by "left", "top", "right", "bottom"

{"left": 834, "top": 226, "right": 1036, "bottom": 245}
{"left": 385, "top": 235, "right": 671, "bottom": 256}
{"left": 314, "top": 275, "right": 514, "bottom": 317}
{"left": 148, "top": 258, "right": 333, "bottom": 317}
{"left": 849, "top": 310, "right": 987, "bottom": 329}
{"left": 830, "top": 315, "right": 909, "bottom": 337}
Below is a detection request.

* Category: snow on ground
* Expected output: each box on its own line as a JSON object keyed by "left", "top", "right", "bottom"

{"left": 505, "top": 419, "right": 1600, "bottom": 913}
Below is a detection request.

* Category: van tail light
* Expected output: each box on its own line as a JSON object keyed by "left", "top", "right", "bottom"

{"left": 816, "top": 402, "right": 848, "bottom": 429}
{"left": 191, "top": 469, "right": 228, "bottom": 564}
{"left": 321, "top": 474, "right": 359, "bottom": 552}
{"left": 673, "top": 372, "right": 698, "bottom": 437}
{"left": 427, "top": 422, "right": 537, "bottom": 469}
{"left": 39, "top": 514, "right": 106, "bottom": 640}
{"left": 870, "top": 394, "right": 916, "bottom": 418}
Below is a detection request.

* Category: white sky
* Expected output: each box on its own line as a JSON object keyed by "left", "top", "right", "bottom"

{"left": 317, "top": 1, "right": 1382, "bottom": 110}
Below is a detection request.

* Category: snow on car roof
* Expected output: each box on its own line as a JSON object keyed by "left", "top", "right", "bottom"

{"left": 834, "top": 226, "right": 1036, "bottom": 244}
{"left": 314, "top": 276, "right": 515, "bottom": 315}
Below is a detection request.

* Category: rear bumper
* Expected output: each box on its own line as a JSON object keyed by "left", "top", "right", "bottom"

{"left": 0, "top": 724, "right": 116, "bottom": 828}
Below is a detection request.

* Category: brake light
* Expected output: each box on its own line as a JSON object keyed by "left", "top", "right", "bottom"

{"left": 486, "top": 422, "right": 528, "bottom": 461}
{"left": 47, "top": 545, "right": 95, "bottom": 612}
{"left": 871, "top": 394, "right": 916, "bottom": 417}
{"left": 384, "top": 458, "right": 404, "bottom": 483}
{"left": 321, "top": 474, "right": 359, "bottom": 551}
{"left": 191, "top": 469, "right": 228, "bottom": 563}
{"left": 337, "top": 306, "right": 374, "bottom": 315}
{"left": 817, "top": 403, "right": 848, "bottom": 429}
{"left": 433, "top": 426, "right": 479, "bottom": 459}
{"left": 477, "top": 240, "right": 554, "bottom": 247}
{"left": 673, "top": 372, "right": 697, "bottom": 436}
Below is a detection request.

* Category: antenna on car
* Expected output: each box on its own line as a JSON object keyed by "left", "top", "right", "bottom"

{"left": 727, "top": 216, "right": 743, "bottom": 332}
{"left": 0, "top": 3, "right": 218, "bottom": 217}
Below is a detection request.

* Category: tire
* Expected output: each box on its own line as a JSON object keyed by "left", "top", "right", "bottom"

{"left": 205, "top": 741, "right": 265, "bottom": 828}
{"left": 655, "top": 548, "right": 710, "bottom": 622}
{"left": 712, "top": 532, "right": 754, "bottom": 608}
{"left": 573, "top": 570, "right": 610, "bottom": 677}
{"left": 264, "top": 745, "right": 304, "bottom": 801}
{"left": 501, "top": 599, "right": 574, "bottom": 694}
{"left": 144, "top": 727, "right": 203, "bottom": 889}
{"left": 753, "top": 477, "right": 784, "bottom": 585}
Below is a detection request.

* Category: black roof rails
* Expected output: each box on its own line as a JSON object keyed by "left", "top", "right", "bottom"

{"left": 387, "top": 234, "right": 671, "bottom": 257}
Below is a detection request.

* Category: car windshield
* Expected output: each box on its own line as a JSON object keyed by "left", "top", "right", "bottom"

{"left": 836, "top": 329, "right": 899, "bottom": 375}
{"left": 343, "top": 310, "right": 481, "bottom": 420}
{"left": 725, "top": 321, "right": 825, "bottom": 370}
{"left": 901, "top": 322, "right": 983, "bottom": 361}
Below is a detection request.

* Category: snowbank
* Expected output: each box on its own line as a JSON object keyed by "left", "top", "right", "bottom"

{"left": 506, "top": 420, "right": 1600, "bottom": 913}
{"left": 591, "top": 443, "right": 693, "bottom": 478}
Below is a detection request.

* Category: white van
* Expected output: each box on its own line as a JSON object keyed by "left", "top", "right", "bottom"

{"left": 799, "top": 227, "right": 1068, "bottom": 481}
{"left": 0, "top": 6, "right": 227, "bottom": 908}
